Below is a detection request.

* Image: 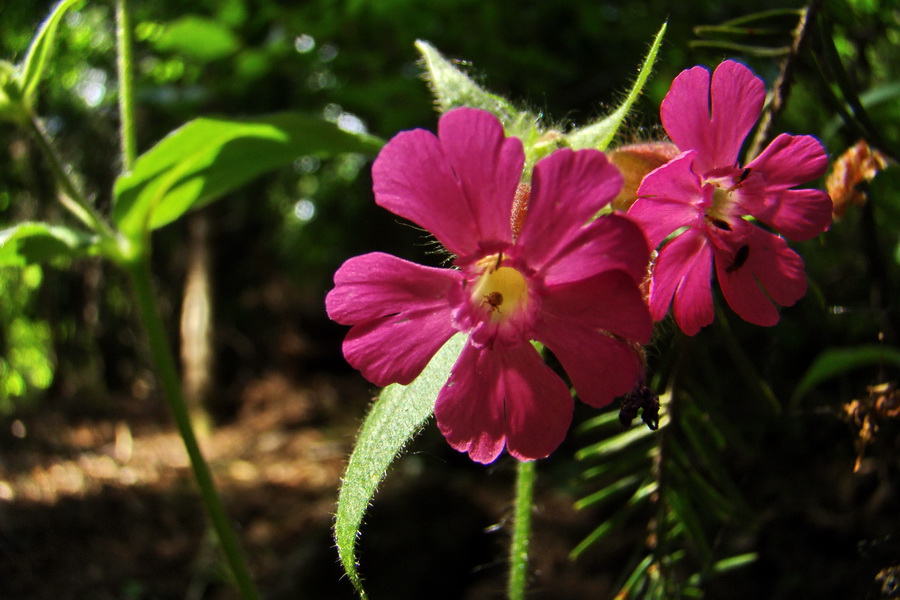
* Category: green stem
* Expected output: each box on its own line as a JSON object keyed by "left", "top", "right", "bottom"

{"left": 126, "top": 257, "right": 260, "bottom": 600}
{"left": 26, "top": 114, "right": 113, "bottom": 237}
{"left": 508, "top": 459, "right": 536, "bottom": 600}
{"left": 115, "top": 0, "right": 137, "bottom": 173}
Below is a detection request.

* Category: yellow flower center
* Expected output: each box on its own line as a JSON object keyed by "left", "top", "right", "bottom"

{"left": 706, "top": 185, "right": 735, "bottom": 231}
{"left": 471, "top": 254, "right": 528, "bottom": 321}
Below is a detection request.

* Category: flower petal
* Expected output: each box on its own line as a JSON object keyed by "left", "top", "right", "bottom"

{"left": 326, "top": 252, "right": 460, "bottom": 324}
{"left": 517, "top": 147, "right": 622, "bottom": 268}
{"left": 651, "top": 228, "right": 715, "bottom": 335}
{"left": 661, "top": 61, "right": 764, "bottom": 172}
{"left": 342, "top": 308, "right": 458, "bottom": 387}
{"left": 435, "top": 341, "right": 572, "bottom": 463}
{"left": 716, "top": 227, "right": 806, "bottom": 327}
{"left": 747, "top": 133, "right": 829, "bottom": 187}
{"left": 326, "top": 252, "right": 461, "bottom": 386}
{"left": 745, "top": 134, "right": 832, "bottom": 240}
{"left": 372, "top": 109, "right": 523, "bottom": 256}
{"left": 539, "top": 270, "right": 653, "bottom": 345}
{"left": 438, "top": 108, "right": 525, "bottom": 244}
{"left": 629, "top": 152, "right": 705, "bottom": 249}
{"left": 538, "top": 324, "right": 644, "bottom": 409}
{"left": 541, "top": 213, "right": 651, "bottom": 287}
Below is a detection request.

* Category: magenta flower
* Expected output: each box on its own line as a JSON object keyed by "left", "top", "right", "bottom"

{"left": 326, "top": 108, "right": 652, "bottom": 463}
{"left": 627, "top": 60, "right": 832, "bottom": 335}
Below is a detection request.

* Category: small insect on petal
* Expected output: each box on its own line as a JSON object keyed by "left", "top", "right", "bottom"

{"left": 725, "top": 244, "right": 750, "bottom": 273}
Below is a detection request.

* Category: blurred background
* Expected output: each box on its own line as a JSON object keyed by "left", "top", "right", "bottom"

{"left": 0, "top": 0, "right": 898, "bottom": 598}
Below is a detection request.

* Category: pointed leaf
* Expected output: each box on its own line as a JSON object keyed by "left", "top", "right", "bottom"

{"left": 113, "top": 113, "right": 384, "bottom": 238}
{"left": 0, "top": 222, "right": 97, "bottom": 266}
{"left": 20, "top": 0, "right": 81, "bottom": 104}
{"left": 567, "top": 21, "right": 667, "bottom": 151}
{"left": 334, "top": 333, "right": 466, "bottom": 598}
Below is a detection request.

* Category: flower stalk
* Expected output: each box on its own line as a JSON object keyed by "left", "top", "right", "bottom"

{"left": 26, "top": 113, "right": 114, "bottom": 238}
{"left": 508, "top": 459, "right": 536, "bottom": 600}
{"left": 126, "top": 257, "right": 260, "bottom": 600}
{"left": 115, "top": 0, "right": 137, "bottom": 174}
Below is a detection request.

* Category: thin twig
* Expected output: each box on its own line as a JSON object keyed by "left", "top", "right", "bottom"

{"left": 746, "top": 0, "right": 823, "bottom": 161}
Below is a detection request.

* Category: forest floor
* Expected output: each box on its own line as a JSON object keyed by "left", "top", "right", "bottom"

{"left": 0, "top": 369, "right": 621, "bottom": 600}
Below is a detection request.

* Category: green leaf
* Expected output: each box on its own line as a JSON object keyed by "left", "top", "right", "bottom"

{"left": 567, "top": 21, "right": 667, "bottom": 151}
{"left": 20, "top": 0, "right": 81, "bottom": 105}
{"left": 0, "top": 222, "right": 97, "bottom": 266}
{"left": 153, "top": 16, "right": 241, "bottom": 62}
{"left": 791, "top": 344, "right": 900, "bottom": 405}
{"left": 334, "top": 333, "right": 467, "bottom": 599}
{"left": 113, "top": 112, "right": 384, "bottom": 238}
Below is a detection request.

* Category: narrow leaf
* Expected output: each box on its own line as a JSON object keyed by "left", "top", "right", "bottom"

{"left": 334, "top": 333, "right": 466, "bottom": 598}
{"left": 791, "top": 344, "right": 900, "bottom": 405}
{"left": 0, "top": 222, "right": 97, "bottom": 266}
{"left": 567, "top": 21, "right": 667, "bottom": 151}
{"left": 113, "top": 112, "right": 383, "bottom": 238}
{"left": 20, "top": 0, "right": 81, "bottom": 103}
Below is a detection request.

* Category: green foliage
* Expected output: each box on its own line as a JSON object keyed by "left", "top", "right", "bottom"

{"left": 153, "top": 16, "right": 241, "bottom": 63}
{"left": 574, "top": 386, "right": 755, "bottom": 599}
{"left": 0, "top": 265, "right": 55, "bottom": 413}
{"left": 335, "top": 333, "right": 467, "bottom": 598}
{"left": 792, "top": 345, "right": 900, "bottom": 406}
{"left": 19, "top": 0, "right": 82, "bottom": 108}
{"left": 0, "top": 221, "right": 99, "bottom": 266}
{"left": 112, "top": 113, "right": 384, "bottom": 241}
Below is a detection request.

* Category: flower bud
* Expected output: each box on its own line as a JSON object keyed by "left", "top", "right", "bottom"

{"left": 608, "top": 142, "right": 679, "bottom": 211}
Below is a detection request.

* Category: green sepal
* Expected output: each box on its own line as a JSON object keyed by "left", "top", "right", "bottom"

{"left": 334, "top": 333, "right": 467, "bottom": 599}
{"left": 567, "top": 21, "right": 667, "bottom": 151}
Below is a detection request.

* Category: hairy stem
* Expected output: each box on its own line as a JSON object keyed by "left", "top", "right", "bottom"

{"left": 26, "top": 114, "right": 113, "bottom": 237}
{"left": 127, "top": 257, "right": 260, "bottom": 600}
{"left": 508, "top": 459, "right": 536, "bottom": 600}
{"left": 115, "top": 0, "right": 137, "bottom": 174}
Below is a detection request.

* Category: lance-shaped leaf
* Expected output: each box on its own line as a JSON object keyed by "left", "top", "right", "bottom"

{"left": 20, "top": 0, "right": 81, "bottom": 105}
{"left": 113, "top": 113, "right": 384, "bottom": 238}
{"left": 0, "top": 222, "right": 98, "bottom": 266}
{"left": 567, "top": 21, "right": 667, "bottom": 151}
{"left": 335, "top": 333, "right": 466, "bottom": 599}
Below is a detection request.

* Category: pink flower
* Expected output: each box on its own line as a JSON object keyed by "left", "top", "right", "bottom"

{"left": 326, "top": 108, "right": 652, "bottom": 463}
{"left": 627, "top": 60, "right": 832, "bottom": 335}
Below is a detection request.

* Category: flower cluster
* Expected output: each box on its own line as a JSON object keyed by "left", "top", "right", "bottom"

{"left": 628, "top": 60, "right": 832, "bottom": 335}
{"left": 327, "top": 61, "right": 832, "bottom": 463}
{"left": 326, "top": 108, "right": 652, "bottom": 463}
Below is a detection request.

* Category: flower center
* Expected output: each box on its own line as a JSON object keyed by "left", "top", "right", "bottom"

{"left": 706, "top": 185, "right": 733, "bottom": 230}
{"left": 471, "top": 254, "right": 528, "bottom": 322}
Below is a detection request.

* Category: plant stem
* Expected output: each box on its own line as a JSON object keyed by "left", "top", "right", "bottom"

{"left": 26, "top": 115, "right": 113, "bottom": 237}
{"left": 115, "top": 0, "right": 137, "bottom": 173}
{"left": 508, "top": 459, "right": 536, "bottom": 600}
{"left": 126, "top": 257, "right": 260, "bottom": 600}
